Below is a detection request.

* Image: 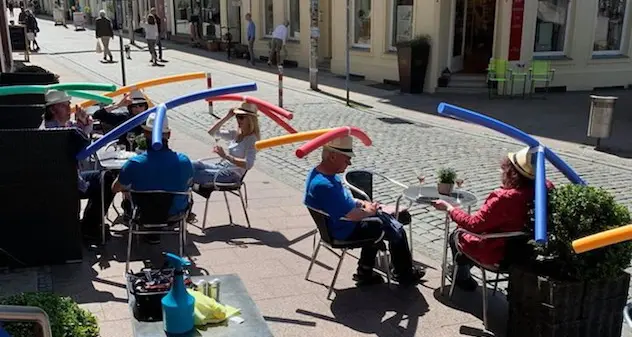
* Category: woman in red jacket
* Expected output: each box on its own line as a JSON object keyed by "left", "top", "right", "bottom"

{"left": 432, "top": 147, "right": 553, "bottom": 291}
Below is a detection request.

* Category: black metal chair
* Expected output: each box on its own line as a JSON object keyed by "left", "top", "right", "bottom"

{"left": 125, "top": 190, "right": 191, "bottom": 273}
{"left": 448, "top": 228, "right": 529, "bottom": 330}
{"left": 192, "top": 169, "right": 250, "bottom": 229}
{"left": 305, "top": 206, "right": 391, "bottom": 300}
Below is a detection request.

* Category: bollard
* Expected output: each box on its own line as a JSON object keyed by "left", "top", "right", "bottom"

{"left": 278, "top": 65, "right": 284, "bottom": 108}
{"left": 206, "top": 72, "right": 214, "bottom": 116}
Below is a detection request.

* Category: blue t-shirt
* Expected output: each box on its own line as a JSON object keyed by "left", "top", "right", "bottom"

{"left": 304, "top": 168, "right": 357, "bottom": 240}
{"left": 119, "top": 148, "right": 193, "bottom": 215}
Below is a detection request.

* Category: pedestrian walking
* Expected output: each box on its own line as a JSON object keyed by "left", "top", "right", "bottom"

{"left": 268, "top": 20, "right": 288, "bottom": 66}
{"left": 150, "top": 7, "right": 165, "bottom": 62}
{"left": 245, "top": 13, "right": 255, "bottom": 65}
{"left": 24, "top": 9, "right": 39, "bottom": 51}
{"left": 95, "top": 10, "right": 114, "bottom": 62}
{"left": 8, "top": 1, "right": 14, "bottom": 17}
{"left": 144, "top": 12, "right": 160, "bottom": 66}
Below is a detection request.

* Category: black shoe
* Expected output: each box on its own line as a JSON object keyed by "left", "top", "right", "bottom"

{"left": 446, "top": 265, "right": 478, "bottom": 292}
{"left": 394, "top": 266, "right": 426, "bottom": 286}
{"left": 82, "top": 224, "right": 110, "bottom": 243}
{"left": 353, "top": 267, "right": 384, "bottom": 286}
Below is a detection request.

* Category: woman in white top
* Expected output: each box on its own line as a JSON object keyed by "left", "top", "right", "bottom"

{"left": 192, "top": 102, "right": 260, "bottom": 185}
{"left": 144, "top": 13, "right": 160, "bottom": 65}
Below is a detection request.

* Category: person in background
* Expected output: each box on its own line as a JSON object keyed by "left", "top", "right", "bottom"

{"left": 112, "top": 113, "right": 193, "bottom": 244}
{"left": 24, "top": 9, "right": 39, "bottom": 51}
{"left": 304, "top": 136, "right": 426, "bottom": 286}
{"left": 267, "top": 20, "right": 289, "bottom": 66}
{"left": 144, "top": 12, "right": 160, "bottom": 66}
{"left": 18, "top": 5, "right": 26, "bottom": 24}
{"left": 150, "top": 7, "right": 165, "bottom": 62}
{"left": 432, "top": 147, "right": 554, "bottom": 291}
{"left": 92, "top": 90, "right": 151, "bottom": 149}
{"left": 245, "top": 13, "right": 255, "bottom": 66}
{"left": 95, "top": 10, "right": 114, "bottom": 62}
{"left": 8, "top": 1, "right": 14, "bottom": 17}
{"left": 40, "top": 90, "right": 115, "bottom": 242}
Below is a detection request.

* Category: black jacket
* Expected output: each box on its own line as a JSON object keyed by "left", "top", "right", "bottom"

{"left": 93, "top": 108, "right": 143, "bottom": 150}
{"left": 25, "top": 15, "right": 38, "bottom": 33}
{"left": 95, "top": 17, "right": 114, "bottom": 38}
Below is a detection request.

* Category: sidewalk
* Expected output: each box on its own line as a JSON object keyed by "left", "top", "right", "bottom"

{"left": 1, "top": 37, "right": 508, "bottom": 337}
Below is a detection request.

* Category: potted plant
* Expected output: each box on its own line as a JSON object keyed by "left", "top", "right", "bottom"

{"left": 508, "top": 184, "right": 632, "bottom": 337}
{"left": 135, "top": 134, "right": 147, "bottom": 153}
{"left": 207, "top": 38, "right": 220, "bottom": 52}
{"left": 0, "top": 292, "right": 99, "bottom": 337}
{"left": 83, "top": 6, "right": 92, "bottom": 25}
{"left": 437, "top": 168, "right": 457, "bottom": 195}
{"left": 396, "top": 34, "right": 431, "bottom": 94}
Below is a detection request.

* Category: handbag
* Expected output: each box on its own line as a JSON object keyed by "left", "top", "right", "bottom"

{"left": 95, "top": 39, "right": 102, "bottom": 53}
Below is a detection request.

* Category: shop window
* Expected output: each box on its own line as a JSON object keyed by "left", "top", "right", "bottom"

{"left": 174, "top": 0, "right": 192, "bottom": 35}
{"left": 389, "top": 0, "right": 414, "bottom": 50}
{"left": 353, "top": 0, "right": 371, "bottom": 48}
{"left": 202, "top": 0, "right": 221, "bottom": 39}
{"left": 287, "top": 0, "right": 300, "bottom": 40}
{"left": 534, "top": 0, "right": 571, "bottom": 55}
{"left": 593, "top": 0, "right": 629, "bottom": 54}
{"left": 264, "top": 0, "right": 274, "bottom": 36}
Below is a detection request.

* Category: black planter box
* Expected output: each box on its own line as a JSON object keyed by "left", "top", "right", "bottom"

{"left": 396, "top": 43, "right": 430, "bottom": 94}
{"left": 508, "top": 265, "right": 630, "bottom": 337}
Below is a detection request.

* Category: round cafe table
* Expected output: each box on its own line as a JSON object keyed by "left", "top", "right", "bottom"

{"left": 395, "top": 185, "right": 478, "bottom": 292}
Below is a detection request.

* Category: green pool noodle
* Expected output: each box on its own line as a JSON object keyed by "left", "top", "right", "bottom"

{"left": 0, "top": 85, "right": 47, "bottom": 96}
{"left": 66, "top": 90, "right": 114, "bottom": 104}
{"left": 48, "top": 83, "right": 117, "bottom": 92}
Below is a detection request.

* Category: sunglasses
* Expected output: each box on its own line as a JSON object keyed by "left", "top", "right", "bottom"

{"left": 235, "top": 115, "right": 246, "bottom": 120}
{"left": 130, "top": 103, "right": 147, "bottom": 109}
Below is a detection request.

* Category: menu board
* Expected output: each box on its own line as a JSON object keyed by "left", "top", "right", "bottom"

{"left": 9, "top": 25, "right": 27, "bottom": 52}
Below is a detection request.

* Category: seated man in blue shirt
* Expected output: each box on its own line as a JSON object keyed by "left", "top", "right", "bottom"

{"left": 112, "top": 113, "right": 193, "bottom": 244}
{"left": 304, "top": 137, "right": 425, "bottom": 286}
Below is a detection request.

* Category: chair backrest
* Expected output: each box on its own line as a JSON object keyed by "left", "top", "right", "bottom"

{"left": 500, "top": 232, "right": 534, "bottom": 269}
{"left": 130, "top": 190, "right": 188, "bottom": 224}
{"left": 492, "top": 59, "right": 510, "bottom": 79}
{"left": 306, "top": 206, "right": 335, "bottom": 245}
{"left": 344, "top": 170, "right": 373, "bottom": 201}
{"left": 531, "top": 60, "right": 550, "bottom": 76}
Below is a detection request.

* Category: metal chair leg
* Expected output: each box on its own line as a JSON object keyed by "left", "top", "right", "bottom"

{"left": 327, "top": 249, "right": 347, "bottom": 300}
{"left": 125, "top": 223, "right": 134, "bottom": 275}
{"left": 449, "top": 263, "right": 459, "bottom": 298}
{"left": 492, "top": 272, "right": 500, "bottom": 296}
{"left": 238, "top": 190, "right": 251, "bottom": 228}
{"left": 481, "top": 269, "right": 489, "bottom": 330}
{"left": 305, "top": 242, "right": 321, "bottom": 280}
{"left": 242, "top": 183, "right": 248, "bottom": 208}
{"left": 223, "top": 192, "right": 233, "bottom": 225}
{"left": 202, "top": 197, "right": 211, "bottom": 230}
{"left": 179, "top": 221, "right": 184, "bottom": 257}
{"left": 100, "top": 171, "right": 106, "bottom": 245}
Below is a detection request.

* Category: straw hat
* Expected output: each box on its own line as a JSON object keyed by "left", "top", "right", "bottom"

{"left": 325, "top": 136, "right": 354, "bottom": 158}
{"left": 507, "top": 146, "right": 536, "bottom": 179}
{"left": 129, "top": 90, "right": 148, "bottom": 104}
{"left": 142, "top": 112, "right": 171, "bottom": 133}
{"left": 233, "top": 102, "right": 258, "bottom": 116}
{"left": 45, "top": 90, "right": 72, "bottom": 106}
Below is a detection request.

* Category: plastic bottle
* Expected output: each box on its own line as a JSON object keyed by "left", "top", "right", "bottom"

{"left": 161, "top": 253, "right": 194, "bottom": 334}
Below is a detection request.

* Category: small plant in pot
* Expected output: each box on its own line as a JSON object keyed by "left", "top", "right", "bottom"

{"left": 135, "top": 134, "right": 147, "bottom": 153}
{"left": 508, "top": 184, "right": 632, "bottom": 337}
{"left": 437, "top": 168, "right": 457, "bottom": 195}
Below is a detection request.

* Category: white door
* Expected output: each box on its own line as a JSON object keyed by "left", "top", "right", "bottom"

{"left": 450, "top": 0, "right": 467, "bottom": 72}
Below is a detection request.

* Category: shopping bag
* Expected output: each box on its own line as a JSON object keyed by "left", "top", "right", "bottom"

{"left": 96, "top": 40, "right": 103, "bottom": 53}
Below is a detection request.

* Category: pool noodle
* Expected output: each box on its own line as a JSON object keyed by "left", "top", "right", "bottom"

{"left": 295, "top": 126, "right": 372, "bottom": 158}
{"left": 151, "top": 104, "right": 168, "bottom": 150}
{"left": 535, "top": 147, "right": 547, "bottom": 243}
{"left": 255, "top": 129, "right": 333, "bottom": 151}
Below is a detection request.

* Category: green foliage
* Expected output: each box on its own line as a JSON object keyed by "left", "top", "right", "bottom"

{"left": 396, "top": 34, "right": 431, "bottom": 48}
{"left": 437, "top": 168, "right": 457, "bottom": 184}
{"left": 135, "top": 135, "right": 147, "bottom": 150}
{"left": 535, "top": 184, "right": 632, "bottom": 281}
{"left": 0, "top": 292, "right": 99, "bottom": 337}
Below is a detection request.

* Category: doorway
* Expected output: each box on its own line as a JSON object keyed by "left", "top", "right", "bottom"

{"left": 226, "top": 1, "right": 241, "bottom": 43}
{"left": 449, "top": 0, "right": 496, "bottom": 73}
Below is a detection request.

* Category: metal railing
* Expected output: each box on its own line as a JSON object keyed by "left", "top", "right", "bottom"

{"left": 0, "top": 305, "right": 52, "bottom": 337}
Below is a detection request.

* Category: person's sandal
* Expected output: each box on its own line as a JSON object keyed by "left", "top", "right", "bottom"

{"left": 186, "top": 212, "right": 198, "bottom": 224}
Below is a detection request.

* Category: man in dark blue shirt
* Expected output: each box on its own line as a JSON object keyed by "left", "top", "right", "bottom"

{"left": 112, "top": 113, "right": 193, "bottom": 243}
{"left": 304, "top": 137, "right": 425, "bottom": 286}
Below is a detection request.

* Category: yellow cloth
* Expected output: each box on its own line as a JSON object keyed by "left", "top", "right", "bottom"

{"left": 187, "top": 289, "right": 241, "bottom": 326}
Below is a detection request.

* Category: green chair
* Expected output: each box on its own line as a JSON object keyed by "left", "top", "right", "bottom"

{"left": 487, "top": 59, "right": 512, "bottom": 99}
{"left": 529, "top": 60, "right": 555, "bottom": 98}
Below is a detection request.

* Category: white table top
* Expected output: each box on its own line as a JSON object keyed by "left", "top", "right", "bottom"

{"left": 96, "top": 146, "right": 137, "bottom": 170}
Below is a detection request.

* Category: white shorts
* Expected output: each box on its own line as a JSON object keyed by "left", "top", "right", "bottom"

{"left": 26, "top": 32, "right": 35, "bottom": 41}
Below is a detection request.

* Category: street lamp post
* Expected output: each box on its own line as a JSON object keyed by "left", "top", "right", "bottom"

{"left": 113, "top": 0, "right": 127, "bottom": 85}
{"left": 308, "top": 0, "right": 319, "bottom": 90}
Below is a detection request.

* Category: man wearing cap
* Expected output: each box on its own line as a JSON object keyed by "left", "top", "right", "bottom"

{"left": 432, "top": 147, "right": 554, "bottom": 291}
{"left": 304, "top": 136, "right": 425, "bottom": 286}
{"left": 41, "top": 90, "right": 116, "bottom": 242}
{"left": 112, "top": 113, "right": 193, "bottom": 244}
{"left": 92, "top": 90, "right": 149, "bottom": 149}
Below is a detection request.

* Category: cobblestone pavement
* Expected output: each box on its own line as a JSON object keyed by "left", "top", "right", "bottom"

{"left": 31, "top": 17, "right": 632, "bottom": 264}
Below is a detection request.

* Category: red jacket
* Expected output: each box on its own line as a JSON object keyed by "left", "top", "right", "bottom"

{"left": 449, "top": 181, "right": 554, "bottom": 266}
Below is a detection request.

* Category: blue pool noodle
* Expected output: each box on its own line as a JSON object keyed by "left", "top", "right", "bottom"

{"left": 543, "top": 147, "right": 586, "bottom": 185}
{"left": 151, "top": 104, "right": 168, "bottom": 151}
{"left": 535, "top": 148, "right": 547, "bottom": 243}
{"left": 77, "top": 82, "right": 258, "bottom": 160}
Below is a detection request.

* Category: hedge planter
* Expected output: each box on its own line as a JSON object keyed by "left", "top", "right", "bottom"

{"left": 508, "top": 264, "right": 630, "bottom": 337}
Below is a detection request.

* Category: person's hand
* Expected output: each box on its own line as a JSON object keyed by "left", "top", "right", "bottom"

{"left": 117, "top": 94, "right": 133, "bottom": 108}
{"left": 363, "top": 202, "right": 379, "bottom": 216}
{"left": 74, "top": 105, "right": 88, "bottom": 123}
{"left": 213, "top": 145, "right": 226, "bottom": 158}
{"left": 227, "top": 108, "right": 236, "bottom": 117}
{"left": 432, "top": 199, "right": 454, "bottom": 212}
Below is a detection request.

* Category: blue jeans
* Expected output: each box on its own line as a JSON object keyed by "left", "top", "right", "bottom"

{"left": 192, "top": 160, "right": 240, "bottom": 185}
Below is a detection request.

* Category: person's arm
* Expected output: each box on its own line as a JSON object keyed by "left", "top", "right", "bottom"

{"left": 312, "top": 183, "right": 371, "bottom": 222}
{"left": 282, "top": 26, "right": 288, "bottom": 45}
{"left": 448, "top": 190, "right": 510, "bottom": 233}
{"left": 207, "top": 109, "right": 235, "bottom": 136}
{"left": 223, "top": 135, "right": 256, "bottom": 169}
{"left": 112, "top": 159, "right": 136, "bottom": 193}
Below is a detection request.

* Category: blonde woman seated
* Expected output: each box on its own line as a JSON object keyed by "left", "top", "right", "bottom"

{"left": 191, "top": 102, "right": 260, "bottom": 186}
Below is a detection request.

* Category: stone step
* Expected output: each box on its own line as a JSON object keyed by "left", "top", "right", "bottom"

{"left": 435, "top": 86, "right": 488, "bottom": 95}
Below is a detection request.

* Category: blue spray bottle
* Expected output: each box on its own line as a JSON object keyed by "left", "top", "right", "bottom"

{"left": 162, "top": 253, "right": 195, "bottom": 334}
